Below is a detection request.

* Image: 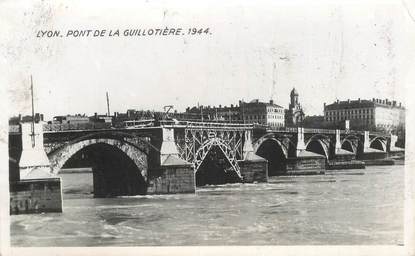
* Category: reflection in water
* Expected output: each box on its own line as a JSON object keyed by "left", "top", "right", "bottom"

{"left": 11, "top": 165, "right": 403, "bottom": 246}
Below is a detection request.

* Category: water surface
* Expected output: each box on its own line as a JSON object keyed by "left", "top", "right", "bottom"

{"left": 11, "top": 165, "right": 404, "bottom": 246}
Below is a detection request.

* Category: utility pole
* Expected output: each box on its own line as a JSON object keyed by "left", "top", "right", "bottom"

{"left": 241, "top": 99, "right": 245, "bottom": 124}
{"left": 106, "top": 92, "right": 110, "bottom": 116}
{"left": 30, "top": 75, "right": 35, "bottom": 148}
{"left": 271, "top": 62, "right": 277, "bottom": 102}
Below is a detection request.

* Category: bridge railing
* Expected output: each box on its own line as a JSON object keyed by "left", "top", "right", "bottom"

{"left": 303, "top": 128, "right": 336, "bottom": 134}
{"left": 262, "top": 126, "right": 340, "bottom": 134}
{"left": 266, "top": 126, "right": 376, "bottom": 135}
{"left": 8, "top": 120, "right": 391, "bottom": 138}
{"left": 43, "top": 122, "right": 112, "bottom": 132}
{"left": 122, "top": 119, "right": 269, "bottom": 130}
{"left": 183, "top": 121, "right": 254, "bottom": 129}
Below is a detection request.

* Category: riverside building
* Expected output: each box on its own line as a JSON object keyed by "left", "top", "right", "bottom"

{"left": 240, "top": 99, "right": 285, "bottom": 128}
{"left": 323, "top": 98, "right": 405, "bottom": 132}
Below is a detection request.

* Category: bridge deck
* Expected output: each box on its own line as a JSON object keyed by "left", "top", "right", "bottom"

{"left": 8, "top": 121, "right": 390, "bottom": 137}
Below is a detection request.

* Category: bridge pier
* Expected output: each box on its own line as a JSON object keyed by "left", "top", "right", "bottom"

{"left": 238, "top": 130, "right": 268, "bottom": 183}
{"left": 334, "top": 130, "right": 355, "bottom": 159}
{"left": 286, "top": 128, "right": 325, "bottom": 175}
{"left": 326, "top": 130, "right": 365, "bottom": 170}
{"left": 147, "top": 127, "right": 195, "bottom": 194}
{"left": 359, "top": 131, "right": 387, "bottom": 160}
{"left": 10, "top": 123, "right": 62, "bottom": 214}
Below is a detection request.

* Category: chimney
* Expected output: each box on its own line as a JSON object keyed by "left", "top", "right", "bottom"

{"left": 270, "top": 99, "right": 274, "bottom": 105}
{"left": 392, "top": 101, "right": 396, "bottom": 106}
{"left": 399, "top": 102, "right": 402, "bottom": 107}
{"left": 336, "top": 99, "right": 339, "bottom": 104}
{"left": 347, "top": 99, "right": 350, "bottom": 103}
{"left": 231, "top": 104, "right": 234, "bottom": 108}
{"left": 358, "top": 98, "right": 361, "bottom": 103}
{"left": 219, "top": 104, "right": 222, "bottom": 108}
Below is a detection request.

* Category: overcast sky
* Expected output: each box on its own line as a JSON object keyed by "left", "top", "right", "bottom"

{"left": 2, "top": 0, "right": 415, "bottom": 121}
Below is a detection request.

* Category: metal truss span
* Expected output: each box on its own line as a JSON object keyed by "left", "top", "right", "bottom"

{"left": 194, "top": 137, "right": 242, "bottom": 179}
{"left": 176, "top": 124, "right": 249, "bottom": 179}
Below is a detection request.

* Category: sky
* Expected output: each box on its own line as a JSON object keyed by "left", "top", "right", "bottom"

{"left": 2, "top": 0, "right": 415, "bottom": 121}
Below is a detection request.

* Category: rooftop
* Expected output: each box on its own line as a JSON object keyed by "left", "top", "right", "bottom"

{"left": 325, "top": 98, "right": 404, "bottom": 110}
{"left": 241, "top": 99, "right": 284, "bottom": 108}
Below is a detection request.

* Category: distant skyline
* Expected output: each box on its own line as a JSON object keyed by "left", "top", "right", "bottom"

{"left": 3, "top": 0, "right": 414, "bottom": 121}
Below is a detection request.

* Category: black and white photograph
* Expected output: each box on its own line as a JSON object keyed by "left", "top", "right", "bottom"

{"left": 1, "top": 0, "right": 414, "bottom": 255}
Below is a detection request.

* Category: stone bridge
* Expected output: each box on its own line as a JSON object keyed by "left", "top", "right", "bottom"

{"left": 252, "top": 127, "right": 404, "bottom": 175}
{"left": 9, "top": 121, "right": 404, "bottom": 199}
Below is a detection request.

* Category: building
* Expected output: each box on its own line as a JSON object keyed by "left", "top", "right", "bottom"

{"left": 215, "top": 104, "right": 240, "bottom": 122}
{"left": 183, "top": 99, "right": 285, "bottom": 127}
{"left": 9, "top": 113, "right": 44, "bottom": 125}
{"left": 90, "top": 113, "right": 113, "bottom": 123}
{"left": 324, "top": 98, "right": 405, "bottom": 132}
{"left": 52, "top": 114, "right": 89, "bottom": 124}
{"left": 240, "top": 99, "right": 285, "bottom": 127}
{"left": 302, "top": 115, "right": 325, "bottom": 128}
{"left": 285, "top": 88, "right": 305, "bottom": 127}
{"left": 184, "top": 104, "right": 242, "bottom": 122}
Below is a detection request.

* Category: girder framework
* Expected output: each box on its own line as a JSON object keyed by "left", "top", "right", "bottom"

{"left": 176, "top": 125, "right": 248, "bottom": 178}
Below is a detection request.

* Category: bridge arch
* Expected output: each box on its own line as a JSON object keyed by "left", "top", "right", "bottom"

{"left": 255, "top": 137, "right": 289, "bottom": 176}
{"left": 48, "top": 138, "right": 148, "bottom": 177}
{"left": 254, "top": 134, "right": 293, "bottom": 158}
{"left": 369, "top": 136, "right": 387, "bottom": 152}
{"left": 194, "top": 137, "right": 242, "bottom": 186}
{"left": 341, "top": 139, "right": 356, "bottom": 153}
{"left": 48, "top": 138, "right": 149, "bottom": 197}
{"left": 305, "top": 135, "right": 330, "bottom": 159}
{"left": 341, "top": 134, "right": 360, "bottom": 153}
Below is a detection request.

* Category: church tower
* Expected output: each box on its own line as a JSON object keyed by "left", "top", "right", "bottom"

{"left": 290, "top": 88, "right": 299, "bottom": 107}
{"left": 285, "top": 87, "right": 305, "bottom": 126}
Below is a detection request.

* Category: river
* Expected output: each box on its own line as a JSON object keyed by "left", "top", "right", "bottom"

{"left": 10, "top": 165, "right": 404, "bottom": 246}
